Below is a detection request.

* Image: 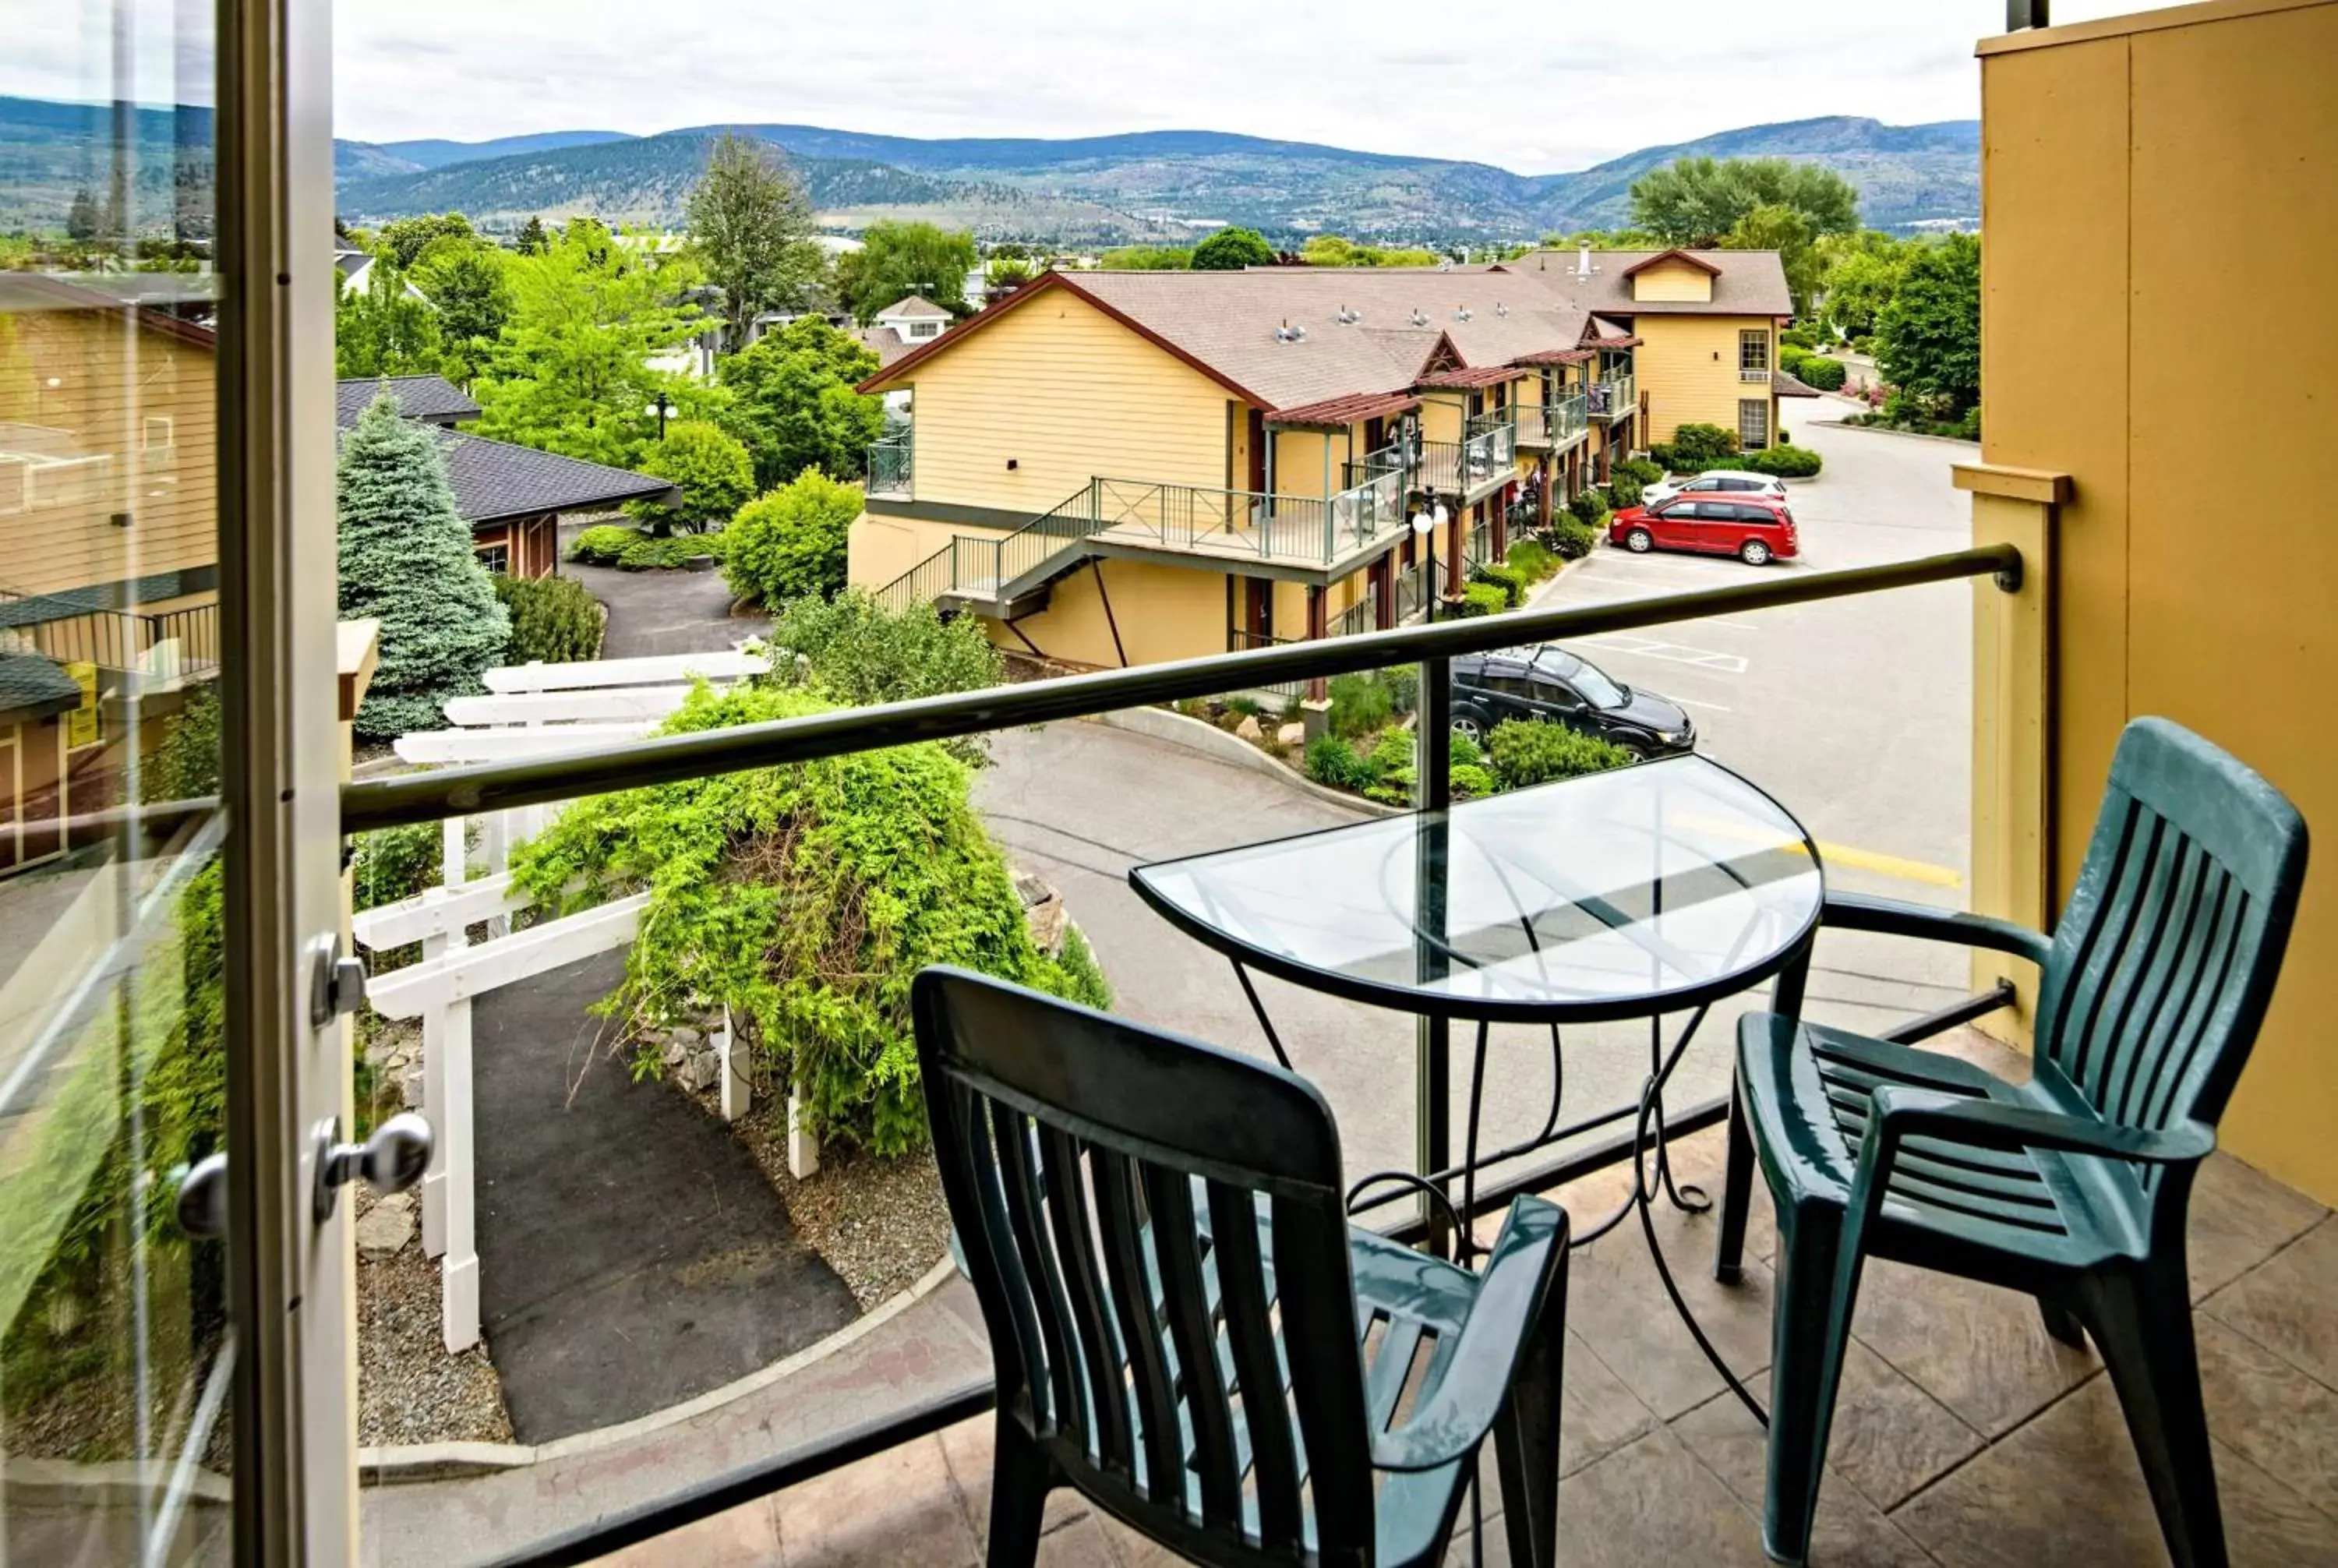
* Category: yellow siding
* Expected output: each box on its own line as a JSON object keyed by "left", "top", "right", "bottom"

{"left": 1978, "top": 0, "right": 2338, "bottom": 1199}
{"left": 1634, "top": 315, "right": 1776, "bottom": 444}
{"left": 1006, "top": 559, "right": 1230, "bottom": 669}
{"left": 1630, "top": 260, "right": 1715, "bottom": 304}
{"left": 846, "top": 510, "right": 1004, "bottom": 593}
{"left": 896, "top": 291, "right": 1236, "bottom": 516}
{"left": 0, "top": 310, "right": 216, "bottom": 599}
{"left": 1269, "top": 428, "right": 1344, "bottom": 500}
{"left": 1418, "top": 396, "right": 1466, "bottom": 443}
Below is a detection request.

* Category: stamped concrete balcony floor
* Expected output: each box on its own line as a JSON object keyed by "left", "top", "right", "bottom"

{"left": 584, "top": 1029, "right": 2338, "bottom": 1568}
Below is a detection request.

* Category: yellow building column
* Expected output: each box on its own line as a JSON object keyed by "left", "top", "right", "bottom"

{"left": 1955, "top": 462, "right": 2068, "bottom": 1050}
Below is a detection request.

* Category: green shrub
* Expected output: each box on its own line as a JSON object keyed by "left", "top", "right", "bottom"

{"left": 1326, "top": 670, "right": 1393, "bottom": 739}
{"left": 1778, "top": 343, "right": 1811, "bottom": 376}
{"left": 763, "top": 591, "right": 1005, "bottom": 764}
{"left": 724, "top": 468, "right": 864, "bottom": 606}
{"left": 1672, "top": 423, "right": 1740, "bottom": 468}
{"left": 1376, "top": 662, "right": 1420, "bottom": 712}
{"left": 1614, "top": 457, "right": 1664, "bottom": 486}
{"left": 1566, "top": 488, "right": 1608, "bottom": 526}
{"left": 1551, "top": 518, "right": 1598, "bottom": 560}
{"left": 1796, "top": 357, "right": 1848, "bottom": 392}
{"left": 627, "top": 421, "right": 755, "bottom": 534}
{"left": 1950, "top": 407, "right": 1981, "bottom": 441}
{"left": 1486, "top": 719, "right": 1634, "bottom": 790}
{"left": 496, "top": 574, "right": 607, "bottom": 664}
{"left": 351, "top": 820, "right": 461, "bottom": 972}
{"left": 1506, "top": 536, "right": 1558, "bottom": 583}
{"left": 1365, "top": 728, "right": 1414, "bottom": 779}
{"left": 1455, "top": 581, "right": 1507, "bottom": 619}
{"left": 1744, "top": 444, "right": 1824, "bottom": 479}
{"left": 1364, "top": 768, "right": 1416, "bottom": 807}
{"left": 142, "top": 684, "right": 221, "bottom": 803}
{"left": 1448, "top": 763, "right": 1499, "bottom": 800}
{"left": 620, "top": 532, "right": 725, "bottom": 571}
{"left": 1472, "top": 562, "right": 1529, "bottom": 607}
{"left": 1448, "top": 728, "right": 1485, "bottom": 769}
{"left": 1780, "top": 323, "right": 1821, "bottom": 351}
{"left": 1051, "top": 926, "right": 1113, "bottom": 1012}
{"left": 1305, "top": 735, "right": 1373, "bottom": 790}
{"left": 510, "top": 683, "right": 1104, "bottom": 1156}
{"left": 568, "top": 524, "right": 641, "bottom": 566}
{"left": 1605, "top": 473, "right": 1644, "bottom": 510}
{"left": 1646, "top": 442, "right": 1676, "bottom": 471}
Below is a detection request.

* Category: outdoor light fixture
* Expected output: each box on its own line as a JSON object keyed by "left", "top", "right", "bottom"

{"left": 643, "top": 391, "right": 674, "bottom": 438}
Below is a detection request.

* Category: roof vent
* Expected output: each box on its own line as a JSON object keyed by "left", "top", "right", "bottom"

{"left": 1454, "top": 305, "right": 1473, "bottom": 323}
{"left": 1575, "top": 241, "right": 1597, "bottom": 277}
{"left": 1410, "top": 308, "right": 1430, "bottom": 327}
{"left": 1333, "top": 304, "right": 1361, "bottom": 325}
{"left": 1495, "top": 301, "right": 1509, "bottom": 317}
{"left": 1273, "top": 319, "right": 1309, "bottom": 344}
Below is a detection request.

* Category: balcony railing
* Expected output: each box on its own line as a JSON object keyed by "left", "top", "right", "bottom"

{"left": 0, "top": 596, "right": 221, "bottom": 680}
{"left": 1474, "top": 396, "right": 1591, "bottom": 454}
{"left": 1587, "top": 373, "right": 1635, "bottom": 421}
{"left": 865, "top": 429, "right": 913, "bottom": 499}
{"left": 1414, "top": 422, "right": 1516, "bottom": 500}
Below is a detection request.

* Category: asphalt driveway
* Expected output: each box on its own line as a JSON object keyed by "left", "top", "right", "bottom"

{"left": 554, "top": 520, "right": 768, "bottom": 659}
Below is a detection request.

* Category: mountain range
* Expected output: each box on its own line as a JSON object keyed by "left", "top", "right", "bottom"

{"left": 0, "top": 94, "right": 1980, "bottom": 244}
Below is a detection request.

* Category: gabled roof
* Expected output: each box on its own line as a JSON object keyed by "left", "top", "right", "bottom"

{"left": 1500, "top": 248, "right": 1793, "bottom": 320}
{"left": 1773, "top": 368, "right": 1822, "bottom": 398}
{"left": 0, "top": 653, "right": 83, "bottom": 723}
{"left": 1414, "top": 365, "right": 1520, "bottom": 390}
{"left": 855, "top": 325, "right": 912, "bottom": 368}
{"left": 336, "top": 375, "right": 482, "bottom": 429}
{"left": 874, "top": 294, "right": 951, "bottom": 320}
{"left": 422, "top": 429, "right": 679, "bottom": 526}
{"left": 1620, "top": 249, "right": 1723, "bottom": 279}
{"left": 335, "top": 249, "right": 372, "bottom": 279}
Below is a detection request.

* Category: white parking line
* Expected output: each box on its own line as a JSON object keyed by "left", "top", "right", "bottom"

{"left": 1577, "top": 632, "right": 1749, "bottom": 674}
{"left": 1668, "top": 695, "right": 1733, "bottom": 712}
{"left": 1554, "top": 581, "right": 1765, "bottom": 632}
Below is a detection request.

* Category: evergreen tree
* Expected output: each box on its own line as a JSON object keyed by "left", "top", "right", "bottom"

{"left": 65, "top": 188, "right": 101, "bottom": 242}
{"left": 337, "top": 395, "right": 510, "bottom": 740}
{"left": 514, "top": 216, "right": 549, "bottom": 255}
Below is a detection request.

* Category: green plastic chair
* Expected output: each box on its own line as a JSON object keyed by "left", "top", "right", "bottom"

{"left": 1715, "top": 717, "right": 2309, "bottom": 1567}
{"left": 912, "top": 966, "right": 1572, "bottom": 1568}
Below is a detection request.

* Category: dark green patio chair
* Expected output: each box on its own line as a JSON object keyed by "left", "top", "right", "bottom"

{"left": 912, "top": 966, "right": 1571, "bottom": 1568}
{"left": 1715, "top": 717, "right": 2309, "bottom": 1567}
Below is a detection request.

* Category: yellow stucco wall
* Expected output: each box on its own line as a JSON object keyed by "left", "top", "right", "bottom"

{"left": 1634, "top": 315, "right": 1777, "bottom": 445}
{"left": 1630, "top": 260, "right": 1715, "bottom": 304}
{"left": 887, "top": 289, "right": 1235, "bottom": 516}
{"left": 1978, "top": 0, "right": 2338, "bottom": 1200}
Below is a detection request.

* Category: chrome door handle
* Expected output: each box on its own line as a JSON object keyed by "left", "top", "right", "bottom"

{"left": 175, "top": 1153, "right": 230, "bottom": 1239}
{"left": 312, "top": 1112, "right": 434, "bottom": 1224}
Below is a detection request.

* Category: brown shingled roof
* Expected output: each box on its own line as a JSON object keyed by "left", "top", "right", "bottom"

{"left": 1267, "top": 390, "right": 1422, "bottom": 428}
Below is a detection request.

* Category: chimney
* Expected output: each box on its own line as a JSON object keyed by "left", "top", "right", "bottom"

{"left": 1577, "top": 241, "right": 1593, "bottom": 276}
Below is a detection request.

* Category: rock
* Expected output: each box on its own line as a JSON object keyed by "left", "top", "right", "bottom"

{"left": 1025, "top": 894, "right": 1067, "bottom": 956}
{"left": 383, "top": 1051, "right": 409, "bottom": 1072}
{"left": 355, "top": 1196, "right": 415, "bottom": 1255}
{"left": 1234, "top": 715, "right": 1264, "bottom": 743}
{"left": 667, "top": 1026, "right": 702, "bottom": 1051}
{"left": 1013, "top": 871, "right": 1051, "bottom": 909}
{"left": 398, "top": 1067, "right": 425, "bottom": 1110}
{"left": 677, "top": 1050, "right": 720, "bottom": 1093}
{"left": 1277, "top": 722, "right": 1307, "bottom": 747}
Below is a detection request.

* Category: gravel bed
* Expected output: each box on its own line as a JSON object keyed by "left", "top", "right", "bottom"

{"left": 355, "top": 1187, "right": 514, "bottom": 1448}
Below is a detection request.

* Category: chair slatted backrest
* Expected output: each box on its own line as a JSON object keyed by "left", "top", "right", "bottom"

{"left": 2036, "top": 719, "right": 2309, "bottom": 1186}
{"left": 912, "top": 967, "right": 1376, "bottom": 1567}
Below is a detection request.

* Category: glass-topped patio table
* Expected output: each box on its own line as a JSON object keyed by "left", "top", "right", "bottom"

{"left": 1130, "top": 753, "right": 1825, "bottom": 1319}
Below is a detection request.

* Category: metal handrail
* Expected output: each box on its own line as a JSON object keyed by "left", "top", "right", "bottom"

{"left": 865, "top": 429, "right": 913, "bottom": 497}
{"left": 341, "top": 544, "right": 2021, "bottom": 832}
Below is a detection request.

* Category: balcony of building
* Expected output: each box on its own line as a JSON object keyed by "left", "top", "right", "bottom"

{"left": 1587, "top": 370, "right": 1636, "bottom": 422}
{"left": 867, "top": 427, "right": 914, "bottom": 500}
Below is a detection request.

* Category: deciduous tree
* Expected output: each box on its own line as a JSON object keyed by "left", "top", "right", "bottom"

{"left": 334, "top": 255, "right": 442, "bottom": 379}
{"left": 335, "top": 395, "right": 510, "bottom": 740}
{"left": 410, "top": 235, "right": 513, "bottom": 386}
{"left": 1631, "top": 157, "right": 1859, "bottom": 248}
{"left": 1874, "top": 234, "right": 1980, "bottom": 415}
{"left": 713, "top": 316, "right": 885, "bottom": 489}
{"left": 685, "top": 132, "right": 824, "bottom": 341}
{"left": 1096, "top": 244, "right": 1191, "bottom": 269}
{"left": 630, "top": 419, "right": 756, "bottom": 534}
{"left": 376, "top": 211, "right": 477, "bottom": 269}
{"left": 724, "top": 467, "right": 864, "bottom": 606}
{"left": 1721, "top": 203, "right": 1821, "bottom": 316}
{"left": 1191, "top": 226, "right": 1276, "bottom": 270}
{"left": 839, "top": 221, "right": 977, "bottom": 322}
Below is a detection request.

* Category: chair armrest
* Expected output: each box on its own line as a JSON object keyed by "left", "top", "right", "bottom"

{"left": 1369, "top": 1196, "right": 1568, "bottom": 1474}
{"left": 1824, "top": 892, "right": 2052, "bottom": 967}
{"left": 1866, "top": 1086, "right": 2216, "bottom": 1167}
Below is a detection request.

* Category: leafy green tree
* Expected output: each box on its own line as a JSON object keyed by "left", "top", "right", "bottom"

{"left": 713, "top": 316, "right": 885, "bottom": 489}
{"left": 471, "top": 217, "right": 706, "bottom": 468}
{"left": 685, "top": 131, "right": 824, "bottom": 341}
{"left": 838, "top": 221, "right": 977, "bottom": 323}
{"left": 1299, "top": 235, "right": 1439, "bottom": 267}
{"left": 1191, "top": 227, "right": 1276, "bottom": 270}
{"left": 1816, "top": 232, "right": 1908, "bottom": 342}
{"left": 336, "top": 395, "right": 510, "bottom": 740}
{"left": 1721, "top": 203, "right": 1822, "bottom": 316}
{"left": 764, "top": 590, "right": 1006, "bottom": 763}
{"left": 985, "top": 255, "right": 1038, "bottom": 290}
{"left": 409, "top": 235, "right": 513, "bottom": 386}
{"left": 1630, "top": 157, "right": 1859, "bottom": 248}
{"left": 334, "top": 255, "right": 442, "bottom": 379}
{"left": 65, "top": 188, "right": 101, "bottom": 242}
{"left": 1096, "top": 244, "right": 1191, "bottom": 269}
{"left": 724, "top": 467, "right": 864, "bottom": 606}
{"left": 375, "top": 211, "right": 476, "bottom": 270}
{"left": 514, "top": 215, "right": 549, "bottom": 255}
{"left": 1874, "top": 233, "right": 1981, "bottom": 415}
{"left": 630, "top": 419, "right": 756, "bottom": 533}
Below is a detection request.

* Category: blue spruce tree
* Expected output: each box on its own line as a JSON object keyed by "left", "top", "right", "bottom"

{"left": 337, "top": 392, "right": 510, "bottom": 740}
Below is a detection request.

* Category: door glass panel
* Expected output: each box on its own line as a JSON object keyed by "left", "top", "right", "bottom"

{"left": 1, "top": 2, "right": 232, "bottom": 1559}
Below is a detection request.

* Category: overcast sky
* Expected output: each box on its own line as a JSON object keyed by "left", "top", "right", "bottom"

{"left": 10, "top": 1, "right": 2179, "bottom": 171}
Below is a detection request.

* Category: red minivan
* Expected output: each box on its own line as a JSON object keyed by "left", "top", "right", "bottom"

{"left": 1607, "top": 492, "right": 1799, "bottom": 566}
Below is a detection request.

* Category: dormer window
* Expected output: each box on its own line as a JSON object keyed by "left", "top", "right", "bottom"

{"left": 908, "top": 321, "right": 941, "bottom": 339}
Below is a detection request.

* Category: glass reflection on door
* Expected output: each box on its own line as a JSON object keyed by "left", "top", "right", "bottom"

{"left": 1, "top": 0, "right": 231, "bottom": 1559}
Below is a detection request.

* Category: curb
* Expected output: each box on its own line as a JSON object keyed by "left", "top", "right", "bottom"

{"left": 358, "top": 1252, "right": 962, "bottom": 1484}
{"left": 1088, "top": 707, "right": 1401, "bottom": 818}
{"left": 1803, "top": 418, "right": 1980, "bottom": 450}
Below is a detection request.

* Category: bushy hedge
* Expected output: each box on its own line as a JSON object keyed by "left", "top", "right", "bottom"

{"left": 1796, "top": 357, "right": 1848, "bottom": 392}
{"left": 1780, "top": 323, "right": 1822, "bottom": 351}
{"left": 1487, "top": 719, "right": 1634, "bottom": 790}
{"left": 569, "top": 524, "right": 728, "bottom": 571}
{"left": 764, "top": 591, "right": 1006, "bottom": 764}
{"left": 1614, "top": 457, "right": 1665, "bottom": 486}
{"left": 496, "top": 574, "right": 606, "bottom": 664}
{"left": 1472, "top": 562, "right": 1530, "bottom": 607}
{"left": 725, "top": 468, "right": 863, "bottom": 606}
{"left": 1327, "top": 669, "right": 1394, "bottom": 739}
{"left": 1305, "top": 734, "right": 1373, "bottom": 791}
{"left": 1454, "top": 581, "right": 1508, "bottom": 619}
{"left": 1605, "top": 473, "right": 1644, "bottom": 510}
{"left": 1305, "top": 725, "right": 1496, "bottom": 805}
{"left": 1566, "top": 489, "right": 1609, "bottom": 526}
{"left": 1551, "top": 518, "right": 1598, "bottom": 560}
{"left": 510, "top": 683, "right": 1107, "bottom": 1155}
{"left": 1667, "top": 422, "right": 1740, "bottom": 471}
{"left": 1744, "top": 444, "right": 1824, "bottom": 479}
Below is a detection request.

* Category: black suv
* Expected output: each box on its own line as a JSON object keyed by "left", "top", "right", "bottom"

{"left": 1450, "top": 645, "right": 1695, "bottom": 759}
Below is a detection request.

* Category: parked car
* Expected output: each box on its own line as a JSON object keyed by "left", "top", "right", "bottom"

{"left": 1608, "top": 493, "right": 1799, "bottom": 567}
{"left": 1641, "top": 468, "right": 1791, "bottom": 508}
{"left": 1450, "top": 645, "right": 1693, "bottom": 758}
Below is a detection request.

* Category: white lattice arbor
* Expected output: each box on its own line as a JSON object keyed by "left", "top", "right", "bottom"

{"left": 351, "top": 650, "right": 766, "bottom": 1351}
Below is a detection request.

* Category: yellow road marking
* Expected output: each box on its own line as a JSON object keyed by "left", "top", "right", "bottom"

{"left": 1678, "top": 812, "right": 1964, "bottom": 889}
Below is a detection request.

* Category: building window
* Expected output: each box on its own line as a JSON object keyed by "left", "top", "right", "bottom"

{"left": 1739, "top": 330, "right": 1770, "bottom": 382}
{"left": 476, "top": 543, "right": 510, "bottom": 575}
{"left": 909, "top": 321, "right": 940, "bottom": 339}
{"left": 143, "top": 415, "right": 174, "bottom": 449}
{"left": 1739, "top": 398, "right": 1771, "bottom": 450}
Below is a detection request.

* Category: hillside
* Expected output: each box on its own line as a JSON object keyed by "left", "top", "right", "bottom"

{"left": 0, "top": 95, "right": 215, "bottom": 236}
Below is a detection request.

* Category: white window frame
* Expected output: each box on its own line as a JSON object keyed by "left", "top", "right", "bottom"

{"left": 1739, "top": 329, "right": 1771, "bottom": 383}
{"left": 1739, "top": 397, "right": 1772, "bottom": 450}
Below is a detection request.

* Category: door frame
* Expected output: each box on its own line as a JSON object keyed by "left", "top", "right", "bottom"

{"left": 217, "top": 0, "right": 360, "bottom": 1558}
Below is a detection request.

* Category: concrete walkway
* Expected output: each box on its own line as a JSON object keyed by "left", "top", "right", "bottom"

{"left": 471, "top": 950, "right": 857, "bottom": 1443}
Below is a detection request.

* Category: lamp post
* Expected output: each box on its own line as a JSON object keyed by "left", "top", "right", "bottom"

{"left": 1408, "top": 493, "right": 1448, "bottom": 621}
{"left": 644, "top": 392, "right": 674, "bottom": 440}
